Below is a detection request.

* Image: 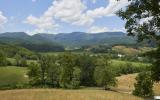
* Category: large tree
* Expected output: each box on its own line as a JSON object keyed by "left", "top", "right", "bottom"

{"left": 117, "top": 0, "right": 160, "bottom": 81}
{"left": 94, "top": 57, "right": 117, "bottom": 90}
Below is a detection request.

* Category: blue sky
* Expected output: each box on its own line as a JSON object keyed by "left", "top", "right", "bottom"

{"left": 0, "top": 0, "right": 129, "bottom": 35}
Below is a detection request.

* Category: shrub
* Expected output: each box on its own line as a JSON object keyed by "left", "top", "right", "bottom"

{"left": 133, "top": 72, "right": 153, "bottom": 97}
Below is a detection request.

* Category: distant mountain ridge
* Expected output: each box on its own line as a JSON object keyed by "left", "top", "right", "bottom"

{"left": 34, "top": 32, "right": 136, "bottom": 47}
{"left": 0, "top": 32, "right": 136, "bottom": 49}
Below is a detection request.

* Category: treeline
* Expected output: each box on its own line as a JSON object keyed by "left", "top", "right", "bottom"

{"left": 27, "top": 53, "right": 149, "bottom": 89}
{"left": 0, "top": 43, "right": 38, "bottom": 67}
{"left": 28, "top": 53, "right": 116, "bottom": 89}
{"left": 0, "top": 43, "right": 37, "bottom": 59}
{"left": 22, "top": 43, "right": 64, "bottom": 52}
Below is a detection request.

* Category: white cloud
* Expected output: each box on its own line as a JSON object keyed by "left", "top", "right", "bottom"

{"left": 49, "top": 0, "right": 87, "bottom": 22}
{"left": 25, "top": 0, "right": 129, "bottom": 33}
{"left": 24, "top": 15, "right": 59, "bottom": 34}
{"left": 26, "top": 28, "right": 58, "bottom": 36}
{"left": 25, "top": 15, "right": 58, "bottom": 29}
{"left": 32, "top": 0, "right": 37, "bottom": 2}
{"left": 87, "top": 26, "right": 108, "bottom": 33}
{"left": 0, "top": 11, "right": 7, "bottom": 28}
{"left": 88, "top": 26, "right": 126, "bottom": 33}
{"left": 86, "top": 0, "right": 130, "bottom": 18}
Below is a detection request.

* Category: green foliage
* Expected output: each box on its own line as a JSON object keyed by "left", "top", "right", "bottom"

{"left": 46, "top": 56, "right": 60, "bottom": 87}
{"left": 117, "top": 0, "right": 160, "bottom": 81}
{"left": 59, "top": 53, "right": 76, "bottom": 88}
{"left": 148, "top": 46, "right": 160, "bottom": 81}
{"left": 94, "top": 57, "right": 117, "bottom": 90}
{"left": 70, "top": 67, "right": 81, "bottom": 89}
{"left": 14, "top": 54, "right": 28, "bottom": 67}
{"left": 0, "top": 43, "right": 35, "bottom": 59}
{"left": 133, "top": 72, "right": 153, "bottom": 97}
{"left": 27, "top": 52, "right": 150, "bottom": 89}
{"left": 20, "top": 58, "right": 27, "bottom": 67}
{"left": 39, "top": 55, "right": 49, "bottom": 85}
{"left": 111, "top": 60, "right": 150, "bottom": 76}
{"left": 0, "top": 50, "right": 7, "bottom": 66}
{"left": 117, "top": 0, "right": 159, "bottom": 41}
{"left": 14, "top": 54, "right": 21, "bottom": 66}
{"left": 23, "top": 43, "right": 65, "bottom": 52}
{"left": 28, "top": 62, "right": 41, "bottom": 86}
{"left": 75, "top": 54, "right": 96, "bottom": 86}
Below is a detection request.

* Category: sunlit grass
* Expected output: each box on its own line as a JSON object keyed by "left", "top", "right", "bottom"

{"left": 116, "top": 73, "right": 160, "bottom": 95}
{"left": 0, "top": 89, "right": 143, "bottom": 100}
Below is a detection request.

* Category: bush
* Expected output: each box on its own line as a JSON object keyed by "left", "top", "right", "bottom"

{"left": 133, "top": 72, "right": 153, "bottom": 97}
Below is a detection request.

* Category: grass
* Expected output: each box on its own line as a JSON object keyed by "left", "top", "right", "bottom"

{"left": 0, "top": 89, "right": 143, "bottom": 100}
{"left": 7, "top": 58, "right": 37, "bottom": 65}
{"left": 0, "top": 63, "right": 159, "bottom": 100}
{"left": 111, "top": 60, "right": 150, "bottom": 68}
{"left": 0, "top": 68, "right": 159, "bottom": 100}
{"left": 116, "top": 73, "right": 160, "bottom": 95}
{"left": 0, "top": 66, "right": 28, "bottom": 87}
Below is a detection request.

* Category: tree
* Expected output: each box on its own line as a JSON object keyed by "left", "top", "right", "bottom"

{"left": 70, "top": 67, "right": 81, "bottom": 89}
{"left": 39, "top": 55, "right": 50, "bottom": 85}
{"left": 59, "top": 53, "right": 75, "bottom": 88}
{"left": 46, "top": 56, "right": 60, "bottom": 87}
{"left": 133, "top": 72, "right": 153, "bottom": 97}
{"left": 0, "top": 50, "right": 7, "bottom": 66}
{"left": 14, "top": 54, "right": 21, "bottom": 66}
{"left": 28, "top": 62, "right": 41, "bottom": 86}
{"left": 76, "top": 54, "right": 96, "bottom": 86}
{"left": 94, "top": 57, "right": 117, "bottom": 90}
{"left": 117, "top": 0, "right": 160, "bottom": 81}
{"left": 20, "top": 58, "right": 27, "bottom": 67}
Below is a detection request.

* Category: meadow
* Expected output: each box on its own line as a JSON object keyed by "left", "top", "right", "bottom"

{"left": 0, "top": 73, "right": 160, "bottom": 100}
{"left": 0, "top": 54, "right": 158, "bottom": 100}
{"left": 0, "top": 89, "right": 143, "bottom": 100}
{"left": 0, "top": 66, "right": 28, "bottom": 89}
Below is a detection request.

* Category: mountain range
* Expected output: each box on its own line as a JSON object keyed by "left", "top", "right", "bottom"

{"left": 0, "top": 32, "right": 136, "bottom": 51}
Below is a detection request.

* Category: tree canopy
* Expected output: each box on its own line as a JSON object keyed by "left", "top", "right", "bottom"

{"left": 117, "top": 0, "right": 160, "bottom": 81}
{"left": 117, "top": 0, "right": 160, "bottom": 42}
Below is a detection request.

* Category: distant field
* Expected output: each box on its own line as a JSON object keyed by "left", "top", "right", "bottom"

{"left": 7, "top": 58, "right": 37, "bottom": 65}
{"left": 0, "top": 66, "right": 28, "bottom": 87}
{"left": 0, "top": 89, "right": 143, "bottom": 100}
{"left": 111, "top": 60, "right": 150, "bottom": 68}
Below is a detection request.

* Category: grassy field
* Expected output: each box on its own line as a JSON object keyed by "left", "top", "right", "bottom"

{"left": 111, "top": 60, "right": 150, "bottom": 68}
{"left": 116, "top": 74, "right": 160, "bottom": 95}
{"left": 0, "top": 89, "right": 143, "bottom": 100}
{"left": 0, "top": 64, "right": 159, "bottom": 100}
{"left": 0, "top": 66, "right": 28, "bottom": 87}
{"left": 0, "top": 71, "right": 159, "bottom": 100}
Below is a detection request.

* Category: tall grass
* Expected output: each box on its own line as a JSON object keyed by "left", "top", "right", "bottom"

{"left": 0, "top": 89, "right": 143, "bottom": 100}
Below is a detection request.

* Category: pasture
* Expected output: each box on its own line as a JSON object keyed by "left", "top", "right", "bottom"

{"left": 0, "top": 66, "right": 28, "bottom": 88}
{"left": 0, "top": 89, "right": 143, "bottom": 100}
{"left": 0, "top": 73, "right": 157, "bottom": 100}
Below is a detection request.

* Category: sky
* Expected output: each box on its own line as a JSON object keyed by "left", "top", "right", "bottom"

{"left": 0, "top": 0, "right": 129, "bottom": 35}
